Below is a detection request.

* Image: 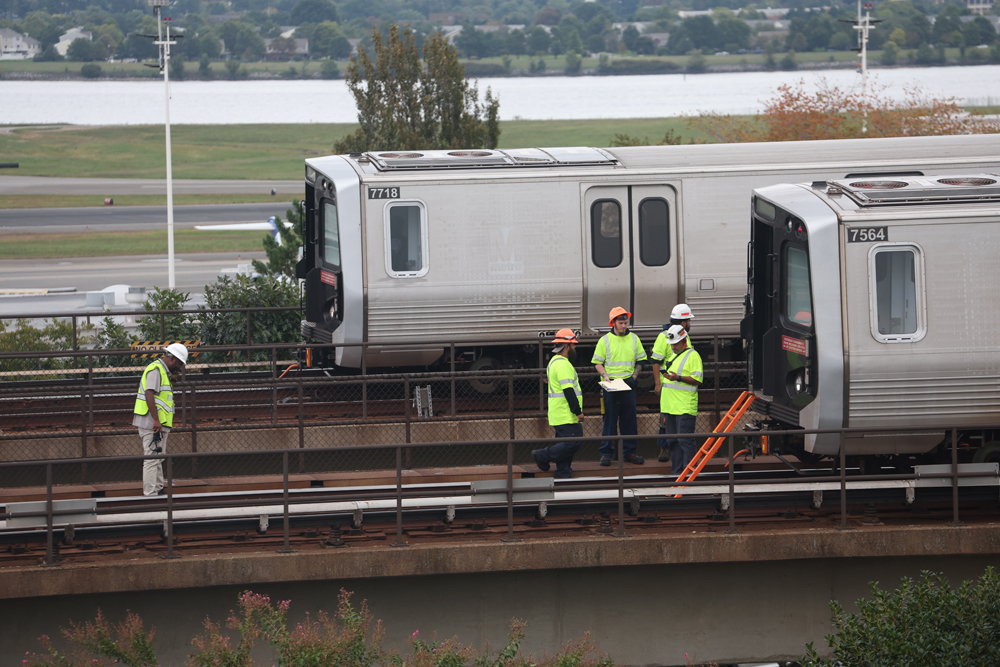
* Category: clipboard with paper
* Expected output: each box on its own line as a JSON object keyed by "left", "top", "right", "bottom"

{"left": 599, "top": 378, "right": 631, "bottom": 392}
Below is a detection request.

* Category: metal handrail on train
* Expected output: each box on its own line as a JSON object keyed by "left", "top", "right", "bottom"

{"left": 1, "top": 422, "right": 997, "bottom": 565}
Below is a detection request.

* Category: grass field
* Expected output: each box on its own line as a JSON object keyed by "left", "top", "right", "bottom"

{"left": 0, "top": 228, "right": 267, "bottom": 259}
{"left": 0, "top": 118, "right": 710, "bottom": 180}
{"left": 0, "top": 193, "right": 286, "bottom": 209}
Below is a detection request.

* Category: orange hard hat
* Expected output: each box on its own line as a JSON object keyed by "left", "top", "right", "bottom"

{"left": 553, "top": 328, "right": 578, "bottom": 344}
{"left": 608, "top": 306, "right": 631, "bottom": 326}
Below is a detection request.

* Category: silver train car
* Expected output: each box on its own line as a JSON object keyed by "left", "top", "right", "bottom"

{"left": 746, "top": 174, "right": 1000, "bottom": 462}
{"left": 297, "top": 135, "right": 1000, "bottom": 373}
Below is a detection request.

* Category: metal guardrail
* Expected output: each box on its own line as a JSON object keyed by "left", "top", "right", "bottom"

{"left": 1, "top": 423, "right": 997, "bottom": 565}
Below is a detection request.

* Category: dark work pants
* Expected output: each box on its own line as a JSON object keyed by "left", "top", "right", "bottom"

{"left": 535, "top": 422, "right": 583, "bottom": 478}
{"left": 659, "top": 413, "right": 697, "bottom": 474}
{"left": 600, "top": 388, "right": 638, "bottom": 458}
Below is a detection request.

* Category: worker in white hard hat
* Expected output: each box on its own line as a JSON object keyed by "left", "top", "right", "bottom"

{"left": 669, "top": 303, "right": 694, "bottom": 333}
{"left": 651, "top": 324, "right": 703, "bottom": 473}
{"left": 651, "top": 304, "right": 695, "bottom": 461}
{"left": 132, "top": 343, "right": 188, "bottom": 496}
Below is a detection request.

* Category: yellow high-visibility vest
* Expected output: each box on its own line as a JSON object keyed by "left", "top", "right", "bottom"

{"left": 133, "top": 360, "right": 175, "bottom": 428}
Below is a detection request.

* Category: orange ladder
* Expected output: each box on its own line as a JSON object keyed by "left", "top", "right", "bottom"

{"left": 672, "top": 391, "right": 756, "bottom": 498}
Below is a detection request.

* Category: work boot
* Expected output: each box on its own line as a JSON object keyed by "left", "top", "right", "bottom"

{"left": 624, "top": 453, "right": 644, "bottom": 465}
{"left": 658, "top": 447, "right": 669, "bottom": 462}
{"left": 532, "top": 449, "right": 551, "bottom": 472}
{"left": 599, "top": 456, "right": 611, "bottom": 466}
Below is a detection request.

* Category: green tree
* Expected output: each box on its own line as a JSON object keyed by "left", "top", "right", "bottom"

{"left": 881, "top": 41, "right": 899, "bottom": 65}
{"left": 225, "top": 58, "right": 241, "bottom": 78}
{"left": 252, "top": 201, "right": 305, "bottom": 280}
{"left": 0, "top": 318, "right": 78, "bottom": 379}
{"left": 169, "top": 54, "right": 184, "bottom": 80}
{"left": 333, "top": 25, "right": 500, "bottom": 154}
{"left": 135, "top": 287, "right": 199, "bottom": 343}
{"left": 199, "top": 53, "right": 212, "bottom": 78}
{"left": 687, "top": 48, "right": 707, "bottom": 72}
{"left": 67, "top": 37, "right": 105, "bottom": 61}
{"left": 320, "top": 58, "right": 339, "bottom": 78}
{"left": 802, "top": 567, "right": 1000, "bottom": 667}
{"left": 199, "top": 275, "right": 300, "bottom": 361}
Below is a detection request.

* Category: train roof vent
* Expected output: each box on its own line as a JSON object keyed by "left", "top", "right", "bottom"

{"left": 836, "top": 174, "right": 1000, "bottom": 206}
{"left": 848, "top": 180, "right": 909, "bottom": 189}
{"left": 937, "top": 177, "right": 997, "bottom": 187}
{"left": 362, "top": 147, "right": 618, "bottom": 171}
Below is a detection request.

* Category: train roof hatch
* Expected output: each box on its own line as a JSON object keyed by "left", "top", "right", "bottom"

{"left": 832, "top": 174, "right": 1000, "bottom": 206}
{"left": 360, "top": 147, "right": 618, "bottom": 171}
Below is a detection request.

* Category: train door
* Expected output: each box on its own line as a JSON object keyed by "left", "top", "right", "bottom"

{"left": 583, "top": 184, "right": 678, "bottom": 333}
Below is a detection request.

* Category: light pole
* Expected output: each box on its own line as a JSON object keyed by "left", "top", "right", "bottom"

{"left": 846, "top": 0, "right": 881, "bottom": 134}
{"left": 148, "top": 0, "right": 178, "bottom": 288}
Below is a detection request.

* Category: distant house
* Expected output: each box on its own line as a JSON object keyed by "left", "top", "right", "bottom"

{"left": 645, "top": 32, "right": 671, "bottom": 48}
{"left": 264, "top": 37, "right": 308, "bottom": 58}
{"left": 55, "top": 27, "right": 91, "bottom": 57}
{"left": 0, "top": 28, "right": 40, "bottom": 59}
{"left": 429, "top": 13, "right": 465, "bottom": 26}
{"left": 966, "top": 0, "right": 994, "bottom": 15}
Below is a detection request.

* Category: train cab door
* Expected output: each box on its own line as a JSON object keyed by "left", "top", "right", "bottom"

{"left": 583, "top": 184, "right": 679, "bottom": 334}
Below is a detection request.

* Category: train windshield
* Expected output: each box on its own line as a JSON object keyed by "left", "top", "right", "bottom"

{"left": 323, "top": 201, "right": 341, "bottom": 269}
{"left": 785, "top": 246, "right": 813, "bottom": 328}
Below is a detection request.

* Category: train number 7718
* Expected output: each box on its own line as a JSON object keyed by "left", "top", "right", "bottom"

{"left": 847, "top": 226, "right": 888, "bottom": 243}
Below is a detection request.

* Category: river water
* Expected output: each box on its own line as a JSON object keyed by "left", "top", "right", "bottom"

{"left": 2, "top": 65, "right": 999, "bottom": 125}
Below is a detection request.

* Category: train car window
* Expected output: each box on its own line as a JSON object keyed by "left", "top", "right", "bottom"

{"left": 385, "top": 202, "right": 428, "bottom": 278}
{"left": 322, "top": 201, "right": 341, "bottom": 270}
{"left": 638, "top": 198, "right": 670, "bottom": 266}
{"left": 784, "top": 246, "right": 813, "bottom": 328}
{"left": 591, "top": 200, "right": 622, "bottom": 268}
{"left": 870, "top": 244, "right": 924, "bottom": 341}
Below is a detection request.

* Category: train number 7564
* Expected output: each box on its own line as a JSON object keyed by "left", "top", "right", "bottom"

{"left": 847, "top": 226, "right": 888, "bottom": 243}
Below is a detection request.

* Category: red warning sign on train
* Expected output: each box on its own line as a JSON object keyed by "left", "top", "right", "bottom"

{"left": 781, "top": 335, "right": 808, "bottom": 356}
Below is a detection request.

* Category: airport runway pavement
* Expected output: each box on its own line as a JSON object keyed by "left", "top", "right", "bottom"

{"left": 0, "top": 252, "right": 267, "bottom": 304}
{"left": 0, "top": 176, "right": 301, "bottom": 196}
{"left": 0, "top": 202, "right": 291, "bottom": 233}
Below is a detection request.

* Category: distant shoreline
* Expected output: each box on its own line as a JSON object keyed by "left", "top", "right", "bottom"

{"left": 2, "top": 57, "right": 996, "bottom": 82}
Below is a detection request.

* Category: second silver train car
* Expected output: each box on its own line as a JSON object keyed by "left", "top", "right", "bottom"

{"left": 297, "top": 135, "right": 1000, "bottom": 371}
{"left": 746, "top": 174, "right": 1000, "bottom": 461}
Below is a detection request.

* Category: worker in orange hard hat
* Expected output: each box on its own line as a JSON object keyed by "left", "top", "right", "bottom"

{"left": 592, "top": 306, "right": 647, "bottom": 466}
{"left": 532, "top": 329, "right": 585, "bottom": 478}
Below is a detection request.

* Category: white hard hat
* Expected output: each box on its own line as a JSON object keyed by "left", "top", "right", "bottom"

{"left": 670, "top": 303, "right": 694, "bottom": 320}
{"left": 164, "top": 342, "right": 189, "bottom": 365}
{"left": 665, "top": 324, "right": 688, "bottom": 344}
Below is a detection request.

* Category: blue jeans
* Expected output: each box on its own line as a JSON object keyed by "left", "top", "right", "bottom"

{"left": 600, "top": 387, "right": 637, "bottom": 458}
{"left": 536, "top": 423, "right": 583, "bottom": 478}
{"left": 658, "top": 413, "right": 697, "bottom": 474}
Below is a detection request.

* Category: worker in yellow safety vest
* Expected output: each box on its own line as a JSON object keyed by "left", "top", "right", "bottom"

{"left": 651, "top": 303, "right": 694, "bottom": 460}
{"left": 592, "top": 306, "right": 647, "bottom": 466}
{"left": 532, "top": 329, "right": 585, "bottom": 478}
{"left": 133, "top": 343, "right": 188, "bottom": 496}
{"left": 652, "top": 325, "right": 703, "bottom": 473}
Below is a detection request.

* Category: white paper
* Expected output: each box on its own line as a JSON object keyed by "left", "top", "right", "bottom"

{"left": 599, "top": 378, "right": 632, "bottom": 392}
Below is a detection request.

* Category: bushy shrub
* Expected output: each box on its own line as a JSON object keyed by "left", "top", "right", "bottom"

{"left": 24, "top": 589, "right": 617, "bottom": 667}
{"left": 80, "top": 63, "right": 102, "bottom": 78}
{"left": 802, "top": 567, "right": 1000, "bottom": 667}
{"left": 136, "top": 287, "right": 199, "bottom": 343}
{"left": 598, "top": 58, "right": 678, "bottom": 75}
{"left": 199, "top": 274, "right": 300, "bottom": 363}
